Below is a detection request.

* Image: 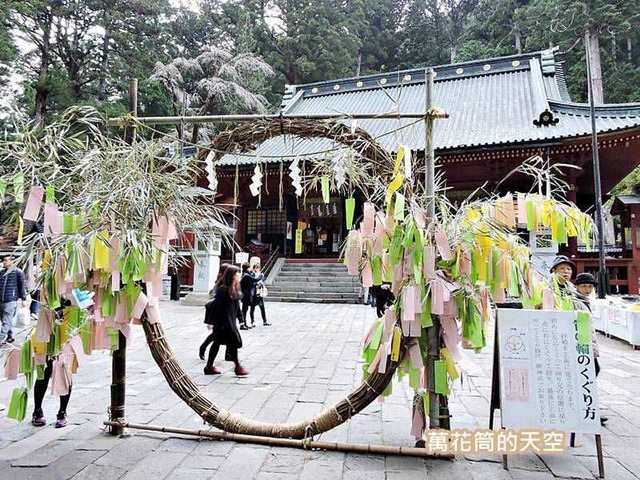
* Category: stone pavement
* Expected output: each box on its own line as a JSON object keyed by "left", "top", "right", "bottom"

{"left": 0, "top": 301, "right": 639, "bottom": 480}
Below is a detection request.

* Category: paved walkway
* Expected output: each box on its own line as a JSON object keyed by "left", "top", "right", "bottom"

{"left": 0, "top": 301, "right": 639, "bottom": 479}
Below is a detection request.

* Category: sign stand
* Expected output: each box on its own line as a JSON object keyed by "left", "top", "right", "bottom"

{"left": 489, "top": 309, "right": 605, "bottom": 478}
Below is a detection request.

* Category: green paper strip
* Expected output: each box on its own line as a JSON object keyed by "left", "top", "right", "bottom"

{"left": 12, "top": 173, "right": 24, "bottom": 204}
{"left": 19, "top": 339, "right": 32, "bottom": 374}
{"left": 6, "top": 388, "right": 28, "bottom": 421}
{"left": 63, "top": 214, "right": 75, "bottom": 234}
{"left": 394, "top": 193, "right": 405, "bottom": 221}
{"left": 434, "top": 360, "right": 449, "bottom": 395}
{"left": 0, "top": 179, "right": 7, "bottom": 201}
{"left": 576, "top": 311, "right": 592, "bottom": 346}
{"left": 371, "top": 256, "right": 382, "bottom": 285}
{"left": 36, "top": 364, "right": 45, "bottom": 381}
{"left": 45, "top": 185, "right": 55, "bottom": 203}
{"left": 525, "top": 199, "right": 536, "bottom": 231}
{"left": 409, "top": 368, "right": 421, "bottom": 389}
{"left": 370, "top": 320, "right": 384, "bottom": 351}
{"left": 321, "top": 177, "right": 330, "bottom": 203}
{"left": 345, "top": 198, "right": 355, "bottom": 230}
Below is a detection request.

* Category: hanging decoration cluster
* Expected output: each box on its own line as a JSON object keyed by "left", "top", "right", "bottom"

{"left": 1, "top": 107, "right": 229, "bottom": 422}
{"left": 343, "top": 148, "right": 594, "bottom": 439}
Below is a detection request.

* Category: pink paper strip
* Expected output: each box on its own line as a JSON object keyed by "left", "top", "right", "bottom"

{"left": 377, "top": 342, "right": 390, "bottom": 374}
{"left": 402, "top": 285, "right": 415, "bottom": 321}
{"left": 362, "top": 202, "right": 375, "bottom": 236}
{"left": 111, "top": 271, "right": 121, "bottom": 292}
{"left": 23, "top": 186, "right": 44, "bottom": 221}
{"left": 410, "top": 316, "right": 422, "bottom": 337}
{"left": 119, "top": 324, "right": 133, "bottom": 345}
{"left": 361, "top": 263, "right": 373, "bottom": 288}
{"left": 440, "top": 315, "right": 463, "bottom": 361}
{"left": 43, "top": 203, "right": 62, "bottom": 238}
{"left": 410, "top": 410, "right": 425, "bottom": 439}
{"left": 414, "top": 285, "right": 423, "bottom": 314}
{"left": 109, "top": 236, "right": 121, "bottom": 272}
{"left": 68, "top": 335, "right": 85, "bottom": 368}
{"left": 4, "top": 347, "right": 20, "bottom": 379}
{"left": 36, "top": 309, "right": 54, "bottom": 343}
{"left": 50, "top": 356, "right": 72, "bottom": 396}
{"left": 460, "top": 247, "right": 471, "bottom": 275}
{"left": 34, "top": 353, "right": 47, "bottom": 366}
{"left": 430, "top": 280, "right": 444, "bottom": 315}
{"left": 423, "top": 246, "right": 435, "bottom": 279}
{"left": 408, "top": 343, "right": 423, "bottom": 369}
{"left": 131, "top": 292, "right": 149, "bottom": 319}
{"left": 435, "top": 230, "right": 452, "bottom": 260}
{"left": 145, "top": 304, "right": 161, "bottom": 324}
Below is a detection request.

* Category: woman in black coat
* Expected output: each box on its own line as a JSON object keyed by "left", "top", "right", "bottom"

{"left": 203, "top": 265, "right": 249, "bottom": 376}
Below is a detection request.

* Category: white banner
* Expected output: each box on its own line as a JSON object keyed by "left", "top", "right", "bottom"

{"left": 497, "top": 309, "right": 601, "bottom": 434}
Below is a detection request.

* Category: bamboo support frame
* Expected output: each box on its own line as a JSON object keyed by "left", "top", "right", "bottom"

{"left": 102, "top": 420, "right": 454, "bottom": 459}
{"left": 108, "top": 112, "right": 428, "bottom": 127}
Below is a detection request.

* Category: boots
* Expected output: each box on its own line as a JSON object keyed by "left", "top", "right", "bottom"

{"left": 234, "top": 364, "right": 249, "bottom": 376}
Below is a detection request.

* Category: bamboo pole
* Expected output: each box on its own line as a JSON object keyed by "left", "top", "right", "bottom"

{"left": 108, "top": 112, "right": 427, "bottom": 127}
{"left": 103, "top": 421, "right": 454, "bottom": 459}
{"left": 585, "top": 34, "right": 608, "bottom": 299}
{"left": 109, "top": 78, "right": 137, "bottom": 437}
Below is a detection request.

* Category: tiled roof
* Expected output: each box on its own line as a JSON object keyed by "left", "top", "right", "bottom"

{"left": 212, "top": 49, "right": 640, "bottom": 166}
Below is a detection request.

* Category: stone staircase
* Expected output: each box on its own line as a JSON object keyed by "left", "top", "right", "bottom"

{"left": 267, "top": 261, "right": 363, "bottom": 304}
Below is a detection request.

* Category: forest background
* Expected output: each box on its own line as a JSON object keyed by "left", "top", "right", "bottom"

{"left": 1, "top": 0, "right": 639, "bottom": 189}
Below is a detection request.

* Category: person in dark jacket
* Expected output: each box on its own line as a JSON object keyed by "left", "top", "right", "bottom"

{"left": 239, "top": 262, "right": 261, "bottom": 330}
{"left": 0, "top": 256, "right": 27, "bottom": 344}
{"left": 369, "top": 283, "right": 396, "bottom": 318}
{"left": 203, "top": 265, "right": 249, "bottom": 376}
{"left": 247, "top": 256, "right": 269, "bottom": 327}
{"left": 199, "top": 263, "right": 231, "bottom": 360}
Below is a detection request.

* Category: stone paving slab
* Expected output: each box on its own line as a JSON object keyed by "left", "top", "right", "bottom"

{"left": 0, "top": 301, "right": 639, "bottom": 479}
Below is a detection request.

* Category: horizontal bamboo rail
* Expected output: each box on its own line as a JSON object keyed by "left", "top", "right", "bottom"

{"left": 108, "top": 112, "right": 430, "bottom": 127}
{"left": 103, "top": 421, "right": 454, "bottom": 459}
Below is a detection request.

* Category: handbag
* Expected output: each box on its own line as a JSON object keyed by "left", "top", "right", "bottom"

{"left": 257, "top": 282, "right": 268, "bottom": 298}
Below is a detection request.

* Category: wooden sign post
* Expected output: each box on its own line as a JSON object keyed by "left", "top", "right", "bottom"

{"left": 489, "top": 308, "right": 605, "bottom": 478}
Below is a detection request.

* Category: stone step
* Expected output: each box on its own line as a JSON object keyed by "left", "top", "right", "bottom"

{"left": 269, "top": 285, "right": 360, "bottom": 294}
{"left": 278, "top": 268, "right": 353, "bottom": 274}
{"left": 274, "top": 275, "right": 360, "bottom": 283}
{"left": 282, "top": 263, "right": 344, "bottom": 267}
{"left": 267, "top": 296, "right": 361, "bottom": 304}
{"left": 272, "top": 277, "right": 361, "bottom": 288}
{"left": 268, "top": 291, "right": 360, "bottom": 300}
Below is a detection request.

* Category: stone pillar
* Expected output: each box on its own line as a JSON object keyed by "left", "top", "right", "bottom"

{"left": 182, "top": 240, "right": 220, "bottom": 306}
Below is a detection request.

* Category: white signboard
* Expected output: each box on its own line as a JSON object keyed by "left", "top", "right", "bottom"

{"left": 497, "top": 309, "right": 601, "bottom": 434}
{"left": 235, "top": 252, "right": 249, "bottom": 265}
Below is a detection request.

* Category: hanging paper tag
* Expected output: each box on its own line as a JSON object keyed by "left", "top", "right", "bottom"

{"left": 23, "top": 186, "right": 44, "bottom": 221}
{"left": 434, "top": 360, "right": 449, "bottom": 395}
{"left": 17, "top": 217, "right": 24, "bottom": 245}
{"left": 576, "top": 311, "right": 592, "bottom": 346}
{"left": 345, "top": 198, "right": 355, "bottom": 230}
{"left": 321, "top": 177, "right": 330, "bottom": 203}
{"left": 394, "top": 193, "right": 405, "bottom": 221}
{"left": 12, "top": 173, "right": 24, "bottom": 204}
{"left": 390, "top": 326, "right": 402, "bottom": 362}
{"left": 45, "top": 185, "right": 55, "bottom": 203}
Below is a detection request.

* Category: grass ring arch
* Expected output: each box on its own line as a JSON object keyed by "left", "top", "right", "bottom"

{"left": 143, "top": 118, "right": 403, "bottom": 439}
